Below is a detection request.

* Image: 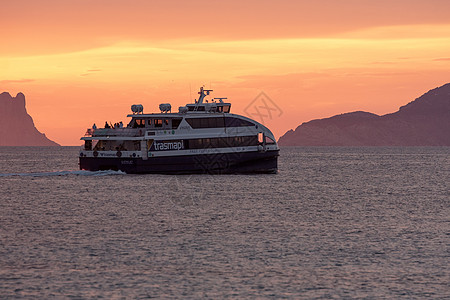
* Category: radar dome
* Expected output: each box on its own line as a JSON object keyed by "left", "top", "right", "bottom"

{"left": 159, "top": 103, "right": 171, "bottom": 113}
{"left": 131, "top": 104, "right": 143, "bottom": 114}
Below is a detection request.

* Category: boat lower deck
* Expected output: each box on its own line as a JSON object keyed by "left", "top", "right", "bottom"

{"left": 79, "top": 150, "right": 279, "bottom": 174}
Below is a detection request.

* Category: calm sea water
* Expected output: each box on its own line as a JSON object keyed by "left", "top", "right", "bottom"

{"left": 0, "top": 146, "right": 449, "bottom": 299}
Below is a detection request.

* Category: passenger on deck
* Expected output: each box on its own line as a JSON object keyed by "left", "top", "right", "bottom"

{"left": 105, "top": 122, "right": 110, "bottom": 128}
{"left": 92, "top": 123, "right": 97, "bottom": 129}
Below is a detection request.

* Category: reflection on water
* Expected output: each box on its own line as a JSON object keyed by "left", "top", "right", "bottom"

{"left": 0, "top": 146, "right": 449, "bottom": 298}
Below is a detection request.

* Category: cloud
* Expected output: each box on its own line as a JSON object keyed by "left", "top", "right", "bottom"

{"left": 369, "top": 61, "right": 397, "bottom": 65}
{"left": 80, "top": 69, "right": 102, "bottom": 76}
{"left": 0, "top": 79, "right": 35, "bottom": 84}
{"left": 433, "top": 58, "right": 450, "bottom": 61}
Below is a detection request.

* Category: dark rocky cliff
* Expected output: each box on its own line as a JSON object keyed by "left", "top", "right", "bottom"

{"left": 0, "top": 92, "right": 60, "bottom": 146}
{"left": 278, "top": 83, "right": 450, "bottom": 146}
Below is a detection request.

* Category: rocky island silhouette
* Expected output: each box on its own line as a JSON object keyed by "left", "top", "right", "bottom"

{"left": 278, "top": 83, "right": 450, "bottom": 146}
{"left": 0, "top": 92, "right": 59, "bottom": 146}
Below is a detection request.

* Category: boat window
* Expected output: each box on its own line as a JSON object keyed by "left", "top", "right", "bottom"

{"left": 265, "top": 136, "right": 276, "bottom": 144}
{"left": 224, "top": 117, "right": 254, "bottom": 127}
{"left": 148, "top": 119, "right": 152, "bottom": 126}
{"left": 94, "top": 140, "right": 127, "bottom": 151}
{"left": 223, "top": 105, "right": 230, "bottom": 113}
{"left": 164, "top": 119, "right": 169, "bottom": 126}
{"left": 210, "top": 138, "right": 219, "bottom": 148}
{"left": 84, "top": 140, "right": 92, "bottom": 150}
{"left": 155, "top": 119, "right": 163, "bottom": 128}
{"left": 200, "top": 118, "right": 209, "bottom": 128}
{"left": 186, "top": 117, "right": 226, "bottom": 129}
{"left": 216, "top": 118, "right": 225, "bottom": 127}
{"left": 186, "top": 118, "right": 197, "bottom": 128}
{"left": 185, "top": 136, "right": 258, "bottom": 149}
{"left": 93, "top": 140, "right": 105, "bottom": 150}
{"left": 133, "top": 119, "right": 145, "bottom": 128}
{"left": 188, "top": 138, "right": 201, "bottom": 148}
{"left": 172, "top": 118, "right": 182, "bottom": 129}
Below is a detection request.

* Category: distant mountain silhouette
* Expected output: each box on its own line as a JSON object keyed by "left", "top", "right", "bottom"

{"left": 279, "top": 83, "right": 450, "bottom": 146}
{"left": 0, "top": 92, "right": 59, "bottom": 146}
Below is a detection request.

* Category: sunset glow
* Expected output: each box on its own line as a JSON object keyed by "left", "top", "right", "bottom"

{"left": 2, "top": 0, "right": 450, "bottom": 145}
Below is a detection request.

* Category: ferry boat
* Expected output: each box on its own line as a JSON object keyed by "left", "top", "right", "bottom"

{"left": 79, "top": 87, "right": 279, "bottom": 174}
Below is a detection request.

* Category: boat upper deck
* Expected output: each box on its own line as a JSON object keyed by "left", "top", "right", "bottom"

{"left": 82, "top": 87, "right": 275, "bottom": 143}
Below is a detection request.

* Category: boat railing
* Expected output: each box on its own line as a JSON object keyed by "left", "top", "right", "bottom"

{"left": 85, "top": 128, "right": 142, "bottom": 137}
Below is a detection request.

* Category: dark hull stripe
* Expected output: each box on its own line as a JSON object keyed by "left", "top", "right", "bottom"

{"left": 79, "top": 150, "right": 279, "bottom": 174}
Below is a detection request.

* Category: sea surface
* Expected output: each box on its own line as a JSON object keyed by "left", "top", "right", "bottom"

{"left": 0, "top": 146, "right": 449, "bottom": 299}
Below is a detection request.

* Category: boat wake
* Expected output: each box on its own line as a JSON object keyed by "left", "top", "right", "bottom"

{"left": 0, "top": 170, "right": 126, "bottom": 177}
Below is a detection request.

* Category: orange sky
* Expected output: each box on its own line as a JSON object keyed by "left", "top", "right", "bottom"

{"left": 1, "top": 0, "right": 450, "bottom": 145}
